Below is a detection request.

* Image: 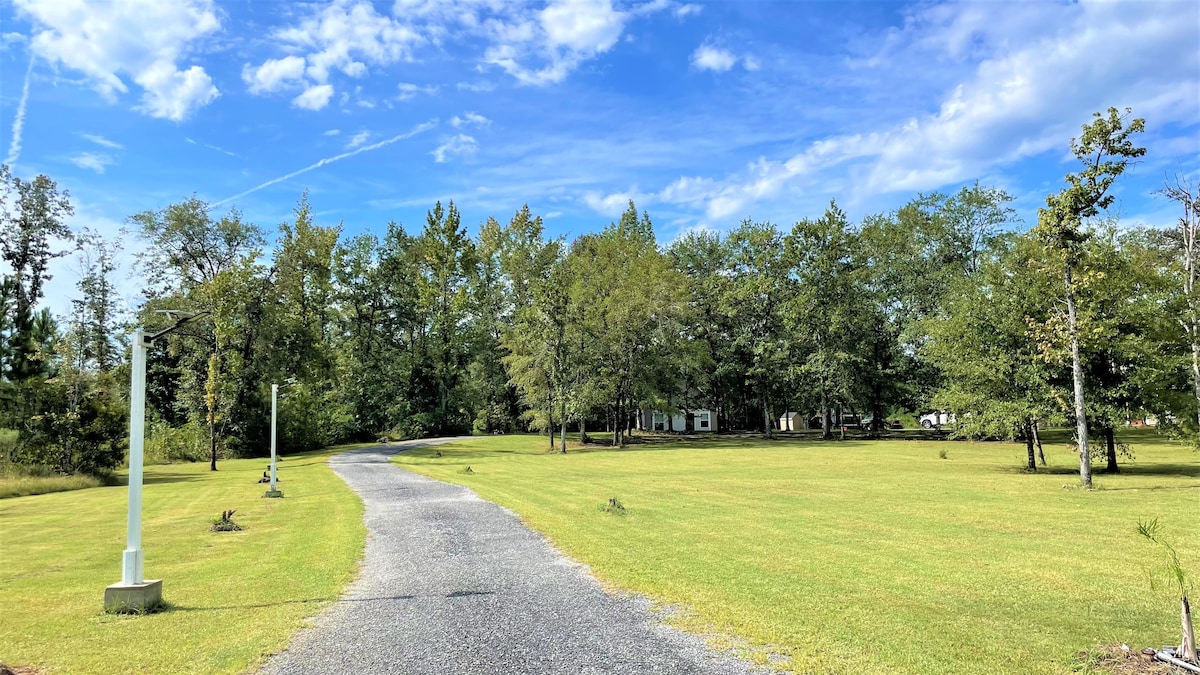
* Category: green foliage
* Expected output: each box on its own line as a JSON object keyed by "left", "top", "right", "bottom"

{"left": 145, "top": 419, "right": 209, "bottom": 464}
{"left": 1138, "top": 518, "right": 1192, "bottom": 600}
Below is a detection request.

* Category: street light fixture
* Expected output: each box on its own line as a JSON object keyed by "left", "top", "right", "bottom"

{"left": 264, "top": 383, "right": 283, "bottom": 498}
{"left": 104, "top": 310, "right": 210, "bottom": 613}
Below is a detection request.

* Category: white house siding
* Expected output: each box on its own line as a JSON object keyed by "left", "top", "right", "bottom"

{"left": 647, "top": 408, "right": 716, "bottom": 432}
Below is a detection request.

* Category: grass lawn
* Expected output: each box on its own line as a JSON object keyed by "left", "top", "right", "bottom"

{"left": 393, "top": 430, "right": 1200, "bottom": 675}
{"left": 0, "top": 447, "right": 366, "bottom": 675}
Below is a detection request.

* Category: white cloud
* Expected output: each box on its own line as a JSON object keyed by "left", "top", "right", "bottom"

{"left": 691, "top": 41, "right": 757, "bottom": 73}
{"left": 480, "top": 0, "right": 669, "bottom": 86}
{"left": 450, "top": 112, "right": 491, "bottom": 128}
{"left": 242, "top": 55, "right": 306, "bottom": 94}
{"left": 81, "top": 133, "right": 123, "bottom": 149}
{"left": 134, "top": 61, "right": 219, "bottom": 120}
{"left": 583, "top": 187, "right": 644, "bottom": 215}
{"left": 323, "top": 129, "right": 342, "bottom": 136}
{"left": 674, "top": 4, "right": 701, "bottom": 18}
{"left": 293, "top": 84, "right": 335, "bottom": 110}
{"left": 432, "top": 133, "right": 477, "bottom": 162}
{"left": 245, "top": 0, "right": 421, "bottom": 103}
{"left": 397, "top": 82, "right": 438, "bottom": 100}
{"left": 15, "top": 0, "right": 221, "bottom": 121}
{"left": 656, "top": 1, "right": 1200, "bottom": 221}
{"left": 347, "top": 130, "right": 371, "bottom": 148}
{"left": 70, "top": 152, "right": 114, "bottom": 174}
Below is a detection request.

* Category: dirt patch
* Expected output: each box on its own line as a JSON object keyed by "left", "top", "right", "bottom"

{"left": 1074, "top": 644, "right": 1176, "bottom": 674}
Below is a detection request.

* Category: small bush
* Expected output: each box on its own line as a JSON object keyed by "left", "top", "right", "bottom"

{"left": 938, "top": 449, "right": 949, "bottom": 460}
{"left": 145, "top": 420, "right": 209, "bottom": 465}
{"left": 600, "top": 497, "right": 627, "bottom": 515}
{"left": 210, "top": 509, "right": 242, "bottom": 532}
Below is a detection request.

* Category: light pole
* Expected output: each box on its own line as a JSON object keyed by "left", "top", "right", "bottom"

{"left": 264, "top": 383, "right": 283, "bottom": 498}
{"left": 104, "top": 310, "right": 209, "bottom": 613}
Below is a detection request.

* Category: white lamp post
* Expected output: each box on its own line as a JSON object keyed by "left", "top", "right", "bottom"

{"left": 264, "top": 383, "right": 283, "bottom": 498}
{"left": 105, "top": 310, "right": 209, "bottom": 613}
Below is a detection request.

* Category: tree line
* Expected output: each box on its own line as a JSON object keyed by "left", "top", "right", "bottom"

{"left": 1, "top": 107, "right": 1197, "bottom": 486}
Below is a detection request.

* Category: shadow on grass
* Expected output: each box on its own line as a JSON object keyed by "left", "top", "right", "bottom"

{"left": 996, "top": 463, "right": 1200, "bottom": 478}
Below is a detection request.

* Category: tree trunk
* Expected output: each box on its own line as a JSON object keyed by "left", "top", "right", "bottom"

{"left": 1024, "top": 420, "right": 1037, "bottom": 471}
{"left": 1182, "top": 594, "right": 1197, "bottom": 664}
{"left": 871, "top": 397, "right": 883, "bottom": 438}
{"left": 612, "top": 392, "right": 621, "bottom": 448}
{"left": 762, "top": 396, "right": 772, "bottom": 439}
{"left": 1065, "top": 262, "right": 1092, "bottom": 487}
{"left": 1033, "top": 420, "right": 1046, "bottom": 466}
{"left": 1191, "top": 337, "right": 1200, "bottom": 441}
{"left": 838, "top": 407, "right": 845, "bottom": 441}
{"left": 209, "top": 416, "right": 218, "bottom": 471}
{"left": 579, "top": 417, "right": 588, "bottom": 444}
{"left": 560, "top": 416, "right": 567, "bottom": 454}
{"left": 1104, "top": 426, "right": 1118, "bottom": 473}
{"left": 819, "top": 381, "right": 831, "bottom": 440}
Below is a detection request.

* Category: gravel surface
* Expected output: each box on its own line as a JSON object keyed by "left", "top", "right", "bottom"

{"left": 259, "top": 438, "right": 762, "bottom": 675}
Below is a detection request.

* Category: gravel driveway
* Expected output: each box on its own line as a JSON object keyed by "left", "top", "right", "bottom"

{"left": 259, "top": 438, "right": 760, "bottom": 675}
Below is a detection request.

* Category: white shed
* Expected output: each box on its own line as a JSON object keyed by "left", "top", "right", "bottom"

{"left": 779, "top": 411, "right": 800, "bottom": 431}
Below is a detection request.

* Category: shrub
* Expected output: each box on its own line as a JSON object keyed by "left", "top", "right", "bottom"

{"left": 210, "top": 509, "right": 242, "bottom": 532}
{"left": 145, "top": 420, "right": 209, "bottom": 464}
{"left": 600, "top": 497, "right": 627, "bottom": 515}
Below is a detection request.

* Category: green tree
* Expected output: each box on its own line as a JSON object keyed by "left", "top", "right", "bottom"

{"left": 0, "top": 164, "right": 74, "bottom": 382}
{"left": 1032, "top": 107, "right": 1145, "bottom": 487}
{"left": 416, "top": 201, "right": 476, "bottom": 433}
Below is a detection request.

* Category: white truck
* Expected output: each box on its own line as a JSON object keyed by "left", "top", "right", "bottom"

{"left": 919, "top": 412, "right": 955, "bottom": 429}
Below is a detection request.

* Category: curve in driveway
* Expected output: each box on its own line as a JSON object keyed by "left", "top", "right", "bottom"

{"left": 259, "top": 438, "right": 761, "bottom": 675}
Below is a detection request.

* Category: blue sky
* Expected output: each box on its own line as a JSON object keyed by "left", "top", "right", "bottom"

{"left": 1, "top": 0, "right": 1199, "bottom": 314}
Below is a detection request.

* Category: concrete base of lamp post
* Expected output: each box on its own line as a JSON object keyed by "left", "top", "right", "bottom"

{"left": 263, "top": 489, "right": 283, "bottom": 498}
{"left": 104, "top": 579, "right": 163, "bottom": 613}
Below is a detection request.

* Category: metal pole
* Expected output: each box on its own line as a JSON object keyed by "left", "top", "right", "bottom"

{"left": 270, "top": 384, "right": 278, "bottom": 492}
{"left": 122, "top": 329, "right": 148, "bottom": 585}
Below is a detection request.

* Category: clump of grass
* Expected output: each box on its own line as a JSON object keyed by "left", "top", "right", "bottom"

{"left": 210, "top": 509, "right": 242, "bottom": 532}
{"left": 1071, "top": 643, "right": 1171, "bottom": 674}
{"left": 600, "top": 497, "right": 627, "bottom": 515}
{"left": 938, "top": 448, "right": 948, "bottom": 460}
{"left": 461, "top": 465, "right": 473, "bottom": 474}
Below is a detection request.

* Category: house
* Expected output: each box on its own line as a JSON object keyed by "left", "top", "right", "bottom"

{"left": 641, "top": 407, "right": 717, "bottom": 432}
{"left": 779, "top": 411, "right": 801, "bottom": 431}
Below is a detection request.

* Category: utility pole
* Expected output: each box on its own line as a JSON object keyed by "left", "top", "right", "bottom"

{"left": 265, "top": 383, "right": 283, "bottom": 498}
{"left": 104, "top": 311, "right": 208, "bottom": 613}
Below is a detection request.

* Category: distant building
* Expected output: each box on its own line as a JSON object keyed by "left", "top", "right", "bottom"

{"left": 779, "top": 411, "right": 801, "bottom": 431}
{"left": 640, "top": 407, "right": 717, "bottom": 432}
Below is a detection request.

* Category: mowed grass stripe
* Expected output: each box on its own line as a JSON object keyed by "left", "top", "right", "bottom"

{"left": 0, "top": 447, "right": 366, "bottom": 675}
{"left": 393, "top": 432, "right": 1199, "bottom": 674}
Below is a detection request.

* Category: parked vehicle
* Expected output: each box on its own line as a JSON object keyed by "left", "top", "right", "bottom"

{"left": 919, "top": 411, "right": 955, "bottom": 429}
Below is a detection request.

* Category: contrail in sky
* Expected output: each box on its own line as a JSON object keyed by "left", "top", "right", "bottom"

{"left": 213, "top": 119, "right": 438, "bottom": 207}
{"left": 4, "top": 55, "right": 35, "bottom": 167}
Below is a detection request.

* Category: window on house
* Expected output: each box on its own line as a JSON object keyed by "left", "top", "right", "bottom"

{"left": 698, "top": 411, "right": 710, "bottom": 429}
{"left": 652, "top": 412, "right": 665, "bottom": 431}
